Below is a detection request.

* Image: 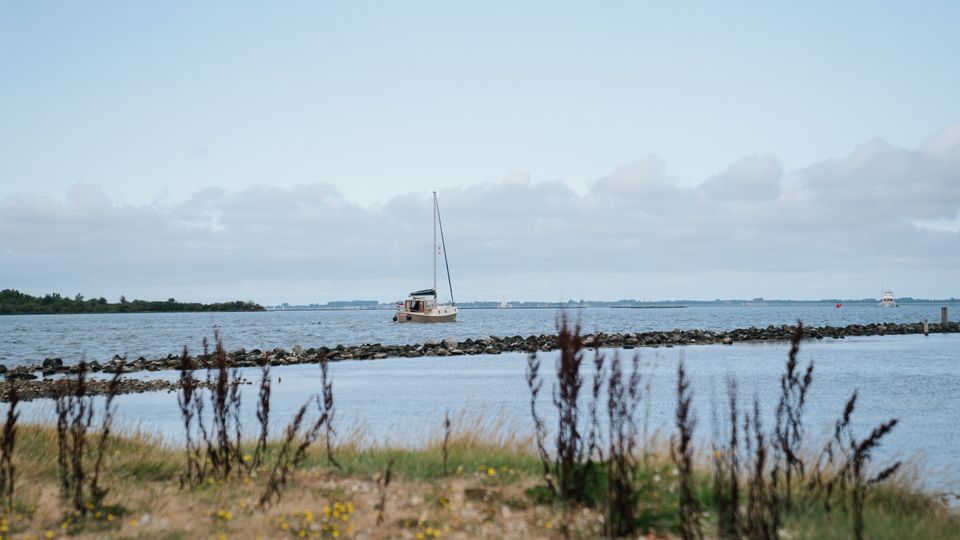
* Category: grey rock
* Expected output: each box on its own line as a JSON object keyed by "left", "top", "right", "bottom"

{"left": 42, "top": 357, "right": 63, "bottom": 369}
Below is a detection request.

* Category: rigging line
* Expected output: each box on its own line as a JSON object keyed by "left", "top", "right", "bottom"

{"left": 435, "top": 194, "right": 455, "bottom": 305}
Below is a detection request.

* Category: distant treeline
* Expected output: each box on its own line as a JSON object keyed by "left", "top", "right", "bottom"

{"left": 0, "top": 289, "right": 265, "bottom": 315}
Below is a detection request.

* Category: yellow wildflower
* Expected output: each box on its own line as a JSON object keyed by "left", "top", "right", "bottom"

{"left": 486, "top": 467, "right": 496, "bottom": 477}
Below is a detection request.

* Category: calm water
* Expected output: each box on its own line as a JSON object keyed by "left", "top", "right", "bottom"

{"left": 1, "top": 303, "right": 958, "bottom": 365}
{"left": 15, "top": 333, "right": 960, "bottom": 492}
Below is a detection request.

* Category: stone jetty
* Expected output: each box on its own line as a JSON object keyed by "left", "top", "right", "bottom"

{"left": 0, "top": 377, "right": 225, "bottom": 402}
{"left": 2, "top": 321, "right": 958, "bottom": 389}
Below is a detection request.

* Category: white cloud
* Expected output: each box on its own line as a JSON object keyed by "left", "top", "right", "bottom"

{"left": 698, "top": 154, "right": 782, "bottom": 202}
{"left": 1, "top": 124, "right": 958, "bottom": 302}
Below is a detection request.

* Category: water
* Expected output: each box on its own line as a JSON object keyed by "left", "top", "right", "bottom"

{"left": 2, "top": 303, "right": 957, "bottom": 365}
{"left": 15, "top": 333, "right": 960, "bottom": 493}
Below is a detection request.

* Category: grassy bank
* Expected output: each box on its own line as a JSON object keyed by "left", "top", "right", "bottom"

{"left": 0, "top": 423, "right": 954, "bottom": 539}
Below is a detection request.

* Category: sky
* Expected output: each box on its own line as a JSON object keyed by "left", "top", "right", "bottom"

{"left": 1, "top": 2, "right": 959, "bottom": 303}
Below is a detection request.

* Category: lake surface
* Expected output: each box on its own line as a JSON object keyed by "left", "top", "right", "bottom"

{"left": 15, "top": 333, "right": 960, "bottom": 493}
{"left": 2, "top": 303, "right": 958, "bottom": 365}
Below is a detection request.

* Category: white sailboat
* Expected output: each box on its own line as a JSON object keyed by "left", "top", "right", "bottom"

{"left": 393, "top": 192, "right": 458, "bottom": 323}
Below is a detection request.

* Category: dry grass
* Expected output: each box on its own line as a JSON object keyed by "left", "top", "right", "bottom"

{"left": 0, "top": 418, "right": 952, "bottom": 539}
{"left": 0, "top": 423, "right": 597, "bottom": 540}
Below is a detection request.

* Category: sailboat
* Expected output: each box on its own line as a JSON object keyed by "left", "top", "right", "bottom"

{"left": 393, "top": 192, "right": 458, "bottom": 323}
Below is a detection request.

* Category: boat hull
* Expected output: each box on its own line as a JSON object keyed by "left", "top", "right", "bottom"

{"left": 393, "top": 307, "right": 458, "bottom": 323}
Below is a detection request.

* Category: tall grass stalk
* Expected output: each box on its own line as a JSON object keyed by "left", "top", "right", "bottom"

{"left": 320, "top": 352, "right": 340, "bottom": 470}
{"left": 713, "top": 379, "right": 740, "bottom": 539}
{"left": 744, "top": 397, "right": 780, "bottom": 540}
{"left": 253, "top": 361, "right": 271, "bottom": 471}
{"left": 775, "top": 322, "right": 813, "bottom": 506}
{"left": 605, "top": 352, "right": 643, "bottom": 537}
{"left": 525, "top": 335, "right": 554, "bottom": 493}
{"left": 671, "top": 360, "right": 702, "bottom": 540}
{"left": 553, "top": 312, "right": 585, "bottom": 502}
{"left": 0, "top": 380, "right": 18, "bottom": 510}
{"left": 54, "top": 361, "right": 122, "bottom": 512}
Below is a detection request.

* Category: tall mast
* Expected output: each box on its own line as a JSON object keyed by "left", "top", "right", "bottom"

{"left": 433, "top": 191, "right": 437, "bottom": 295}
{"left": 435, "top": 193, "right": 455, "bottom": 305}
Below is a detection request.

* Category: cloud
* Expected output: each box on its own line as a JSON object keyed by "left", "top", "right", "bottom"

{"left": 698, "top": 154, "right": 783, "bottom": 202}
{"left": 921, "top": 123, "right": 960, "bottom": 162}
{"left": 799, "top": 137, "right": 960, "bottom": 223}
{"left": 1, "top": 124, "right": 958, "bottom": 301}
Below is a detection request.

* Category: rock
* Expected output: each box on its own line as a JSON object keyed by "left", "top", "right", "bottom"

{"left": 442, "top": 338, "right": 459, "bottom": 350}
{"left": 0, "top": 365, "right": 6, "bottom": 375}
{"left": 6, "top": 366, "right": 37, "bottom": 380}
{"left": 42, "top": 357, "right": 63, "bottom": 369}
{"left": 722, "top": 337, "right": 733, "bottom": 345}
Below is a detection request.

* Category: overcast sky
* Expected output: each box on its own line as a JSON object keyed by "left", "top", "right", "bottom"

{"left": 2, "top": 2, "right": 958, "bottom": 303}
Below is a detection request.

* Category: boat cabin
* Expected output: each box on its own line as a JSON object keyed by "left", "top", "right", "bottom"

{"left": 403, "top": 288, "right": 437, "bottom": 313}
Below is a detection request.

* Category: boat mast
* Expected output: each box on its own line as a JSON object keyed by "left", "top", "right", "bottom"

{"left": 433, "top": 191, "right": 437, "bottom": 296}
{"left": 435, "top": 192, "right": 455, "bottom": 305}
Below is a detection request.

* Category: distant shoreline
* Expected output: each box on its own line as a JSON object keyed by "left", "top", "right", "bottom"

{"left": 0, "top": 289, "right": 265, "bottom": 315}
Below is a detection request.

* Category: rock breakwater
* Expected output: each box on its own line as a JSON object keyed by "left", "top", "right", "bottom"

{"left": 0, "top": 377, "right": 225, "bottom": 402}
{"left": 3, "top": 321, "right": 957, "bottom": 385}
